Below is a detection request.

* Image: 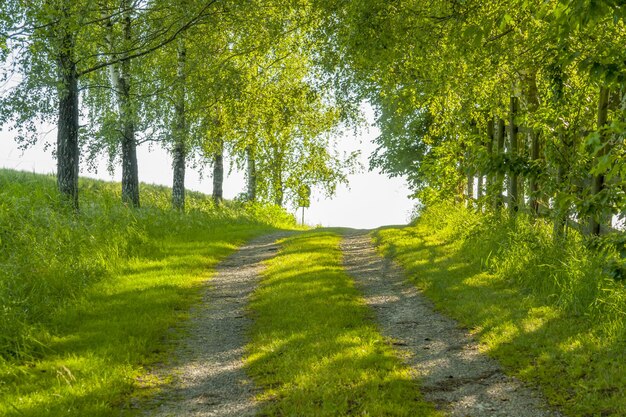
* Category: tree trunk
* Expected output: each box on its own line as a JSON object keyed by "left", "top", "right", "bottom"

{"left": 212, "top": 138, "right": 224, "bottom": 204}
{"left": 171, "top": 40, "right": 187, "bottom": 211}
{"left": 172, "top": 142, "right": 186, "bottom": 210}
{"left": 246, "top": 144, "right": 257, "bottom": 202}
{"left": 120, "top": 7, "right": 139, "bottom": 207}
{"left": 495, "top": 118, "right": 505, "bottom": 210}
{"left": 485, "top": 117, "right": 494, "bottom": 207}
{"left": 274, "top": 177, "right": 284, "bottom": 207}
{"left": 508, "top": 96, "right": 519, "bottom": 215}
{"left": 553, "top": 132, "right": 567, "bottom": 240}
{"left": 105, "top": 5, "right": 139, "bottom": 207}
{"left": 464, "top": 137, "right": 473, "bottom": 207}
{"left": 121, "top": 121, "right": 139, "bottom": 206}
{"left": 467, "top": 172, "right": 473, "bottom": 204}
{"left": 527, "top": 72, "right": 540, "bottom": 216}
{"left": 272, "top": 146, "right": 284, "bottom": 207}
{"left": 589, "top": 86, "right": 610, "bottom": 235}
{"left": 56, "top": 29, "right": 79, "bottom": 209}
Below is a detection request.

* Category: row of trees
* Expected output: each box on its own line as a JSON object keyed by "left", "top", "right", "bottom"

{"left": 0, "top": 0, "right": 355, "bottom": 210}
{"left": 316, "top": 0, "right": 626, "bottom": 236}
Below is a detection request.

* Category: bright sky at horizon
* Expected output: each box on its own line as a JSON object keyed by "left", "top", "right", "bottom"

{"left": 0, "top": 107, "right": 416, "bottom": 229}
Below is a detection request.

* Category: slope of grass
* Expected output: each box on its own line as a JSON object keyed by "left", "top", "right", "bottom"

{"left": 246, "top": 230, "right": 441, "bottom": 417}
{"left": 0, "top": 169, "right": 296, "bottom": 416}
{"left": 374, "top": 203, "right": 626, "bottom": 417}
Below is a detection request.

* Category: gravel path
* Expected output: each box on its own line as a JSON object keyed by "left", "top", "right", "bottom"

{"left": 340, "top": 230, "right": 564, "bottom": 417}
{"left": 145, "top": 232, "right": 289, "bottom": 417}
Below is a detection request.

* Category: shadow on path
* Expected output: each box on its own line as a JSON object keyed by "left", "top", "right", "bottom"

{"left": 144, "top": 232, "right": 292, "bottom": 417}
{"left": 341, "top": 230, "right": 564, "bottom": 417}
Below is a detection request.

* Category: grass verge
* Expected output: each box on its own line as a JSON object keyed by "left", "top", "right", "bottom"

{"left": 374, "top": 203, "right": 626, "bottom": 417}
{"left": 245, "top": 230, "right": 441, "bottom": 417}
{"left": 0, "top": 169, "right": 296, "bottom": 416}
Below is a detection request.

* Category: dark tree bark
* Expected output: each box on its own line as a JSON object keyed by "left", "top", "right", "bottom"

{"left": 589, "top": 86, "right": 610, "bottom": 235}
{"left": 119, "top": 7, "right": 140, "bottom": 207}
{"left": 273, "top": 177, "right": 284, "bottom": 207}
{"left": 120, "top": 116, "right": 140, "bottom": 207}
{"left": 508, "top": 96, "right": 519, "bottom": 214}
{"left": 212, "top": 138, "right": 224, "bottom": 204}
{"left": 56, "top": 29, "right": 80, "bottom": 209}
{"left": 105, "top": 4, "right": 140, "bottom": 207}
{"left": 171, "top": 142, "right": 186, "bottom": 210}
{"left": 246, "top": 144, "right": 257, "bottom": 202}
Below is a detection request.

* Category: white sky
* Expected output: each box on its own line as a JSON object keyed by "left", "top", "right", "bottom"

{"left": 0, "top": 106, "right": 415, "bottom": 229}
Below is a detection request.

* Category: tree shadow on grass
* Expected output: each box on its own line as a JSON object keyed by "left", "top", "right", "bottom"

{"left": 374, "top": 225, "right": 626, "bottom": 416}
{"left": 244, "top": 231, "right": 440, "bottom": 416}
{"left": 0, "top": 227, "right": 273, "bottom": 417}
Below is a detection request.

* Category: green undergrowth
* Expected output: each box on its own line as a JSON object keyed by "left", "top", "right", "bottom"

{"left": 374, "top": 202, "right": 626, "bottom": 417}
{"left": 245, "top": 230, "right": 441, "bottom": 417}
{"left": 0, "top": 168, "right": 297, "bottom": 416}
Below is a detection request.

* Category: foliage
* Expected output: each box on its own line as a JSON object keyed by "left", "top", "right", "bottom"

{"left": 375, "top": 203, "right": 626, "bottom": 416}
{"left": 246, "top": 230, "right": 441, "bottom": 416}
{"left": 316, "top": 0, "right": 626, "bottom": 229}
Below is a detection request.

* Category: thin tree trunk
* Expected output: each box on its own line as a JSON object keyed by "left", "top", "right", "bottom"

{"left": 274, "top": 176, "right": 283, "bottom": 207}
{"left": 464, "top": 136, "right": 473, "bottom": 207}
{"left": 589, "top": 86, "right": 610, "bottom": 235}
{"left": 496, "top": 118, "right": 505, "bottom": 210}
{"left": 172, "top": 40, "right": 187, "bottom": 211}
{"left": 527, "top": 72, "right": 541, "bottom": 215}
{"left": 105, "top": 5, "right": 139, "bottom": 207}
{"left": 56, "top": 26, "right": 79, "bottom": 209}
{"left": 212, "top": 138, "right": 224, "bottom": 204}
{"left": 553, "top": 131, "right": 567, "bottom": 240}
{"left": 508, "top": 96, "right": 519, "bottom": 215}
{"left": 272, "top": 146, "right": 284, "bottom": 207}
{"left": 529, "top": 131, "right": 540, "bottom": 214}
{"left": 246, "top": 144, "right": 257, "bottom": 202}
{"left": 467, "top": 173, "right": 473, "bottom": 204}
{"left": 485, "top": 117, "right": 494, "bottom": 207}
{"left": 172, "top": 143, "right": 186, "bottom": 210}
{"left": 121, "top": 120, "right": 139, "bottom": 206}
{"left": 119, "top": 6, "right": 139, "bottom": 207}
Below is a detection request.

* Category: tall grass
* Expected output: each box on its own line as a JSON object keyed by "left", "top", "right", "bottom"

{"left": 0, "top": 169, "right": 295, "bottom": 362}
{"left": 374, "top": 202, "right": 626, "bottom": 415}
{"left": 418, "top": 202, "right": 626, "bottom": 330}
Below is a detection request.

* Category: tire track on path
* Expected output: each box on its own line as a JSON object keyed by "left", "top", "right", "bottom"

{"left": 145, "top": 232, "right": 291, "bottom": 417}
{"left": 341, "top": 230, "right": 564, "bottom": 417}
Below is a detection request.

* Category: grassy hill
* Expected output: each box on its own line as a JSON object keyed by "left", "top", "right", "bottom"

{"left": 0, "top": 169, "right": 297, "bottom": 416}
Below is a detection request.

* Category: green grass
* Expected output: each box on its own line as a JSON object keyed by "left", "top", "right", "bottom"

{"left": 0, "top": 169, "right": 296, "bottom": 416}
{"left": 245, "top": 230, "right": 441, "bottom": 417}
{"left": 374, "top": 203, "right": 626, "bottom": 417}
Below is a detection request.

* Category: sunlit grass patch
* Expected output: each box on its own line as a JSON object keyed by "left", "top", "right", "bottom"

{"left": 374, "top": 204, "right": 626, "bottom": 416}
{"left": 246, "top": 230, "right": 441, "bottom": 416}
{"left": 0, "top": 169, "right": 296, "bottom": 416}
{"left": 0, "top": 225, "right": 273, "bottom": 417}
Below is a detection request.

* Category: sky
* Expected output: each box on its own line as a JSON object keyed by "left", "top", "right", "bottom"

{"left": 0, "top": 107, "right": 416, "bottom": 229}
